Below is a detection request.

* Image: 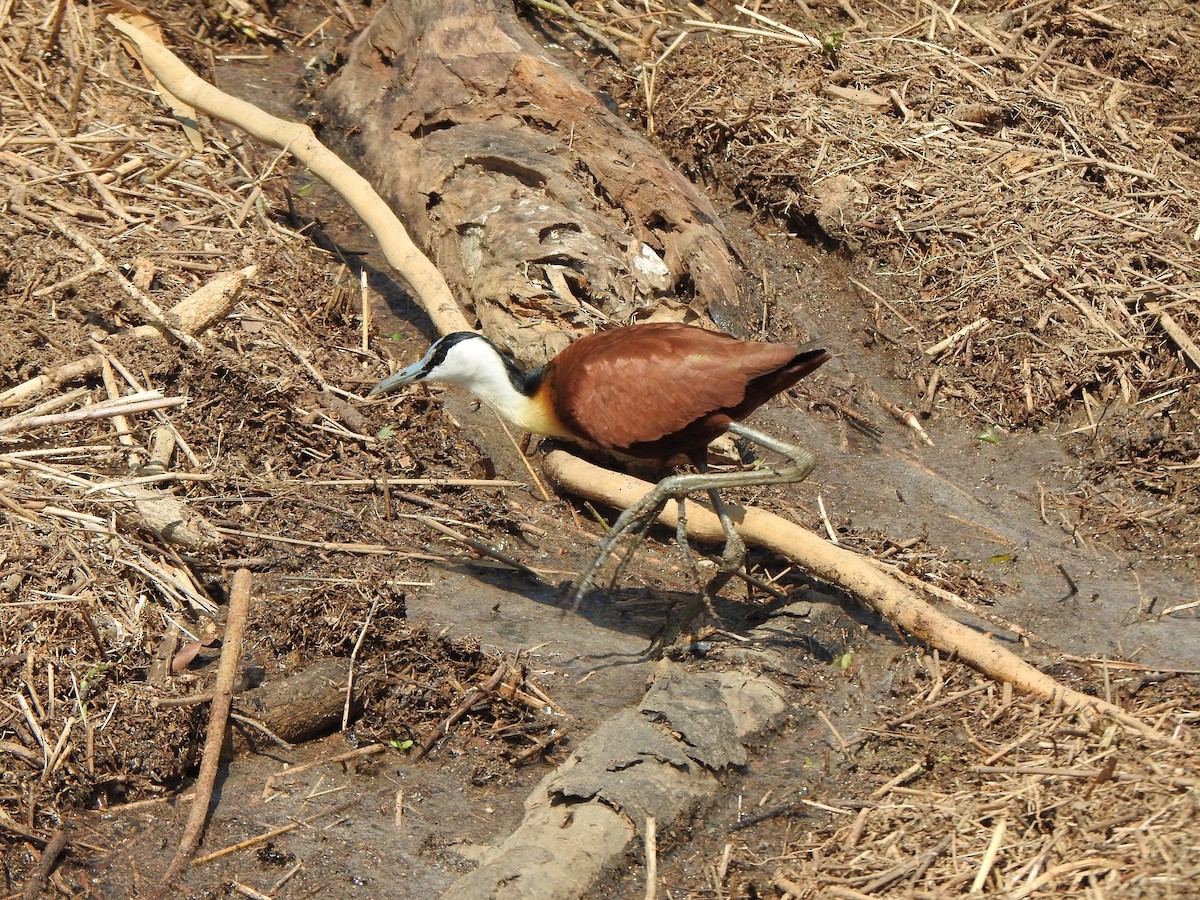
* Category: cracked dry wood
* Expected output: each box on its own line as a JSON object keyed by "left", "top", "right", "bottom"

{"left": 322, "top": 0, "right": 748, "bottom": 362}
{"left": 445, "top": 662, "right": 786, "bottom": 899}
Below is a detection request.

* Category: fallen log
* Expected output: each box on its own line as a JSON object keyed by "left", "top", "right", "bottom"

{"left": 322, "top": 0, "right": 749, "bottom": 359}
{"left": 233, "top": 657, "right": 364, "bottom": 750}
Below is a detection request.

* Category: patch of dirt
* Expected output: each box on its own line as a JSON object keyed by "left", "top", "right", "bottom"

{"left": 1, "top": 0, "right": 1198, "bottom": 897}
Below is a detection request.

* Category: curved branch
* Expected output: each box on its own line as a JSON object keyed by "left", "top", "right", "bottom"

{"left": 105, "top": 15, "right": 471, "bottom": 337}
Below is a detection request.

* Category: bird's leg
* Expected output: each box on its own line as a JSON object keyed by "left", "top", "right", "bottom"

{"left": 699, "top": 486, "right": 747, "bottom": 600}
{"left": 570, "top": 423, "right": 818, "bottom": 617}
{"left": 724, "top": 421, "right": 819, "bottom": 484}
{"left": 646, "top": 483, "right": 743, "bottom": 655}
{"left": 707, "top": 486, "right": 746, "bottom": 571}
{"left": 605, "top": 497, "right": 670, "bottom": 590}
{"left": 601, "top": 479, "right": 700, "bottom": 602}
{"left": 569, "top": 470, "right": 695, "bottom": 609}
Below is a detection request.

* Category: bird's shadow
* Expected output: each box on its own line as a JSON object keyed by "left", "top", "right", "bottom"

{"left": 437, "top": 546, "right": 861, "bottom": 666}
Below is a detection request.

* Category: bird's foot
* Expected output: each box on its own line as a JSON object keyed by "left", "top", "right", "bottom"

{"left": 646, "top": 545, "right": 747, "bottom": 657}
{"left": 646, "top": 594, "right": 718, "bottom": 657}
{"left": 568, "top": 472, "right": 694, "bottom": 610}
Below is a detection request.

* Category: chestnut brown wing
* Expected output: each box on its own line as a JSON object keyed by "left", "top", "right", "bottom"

{"left": 551, "top": 323, "right": 802, "bottom": 452}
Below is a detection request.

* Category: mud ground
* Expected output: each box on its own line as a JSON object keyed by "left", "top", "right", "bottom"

{"left": 1, "top": 0, "right": 1197, "bottom": 897}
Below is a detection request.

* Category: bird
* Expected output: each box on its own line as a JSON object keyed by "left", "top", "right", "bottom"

{"left": 369, "top": 322, "right": 829, "bottom": 617}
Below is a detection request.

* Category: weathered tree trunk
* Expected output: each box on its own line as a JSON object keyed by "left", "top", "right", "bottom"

{"left": 321, "top": 0, "right": 747, "bottom": 363}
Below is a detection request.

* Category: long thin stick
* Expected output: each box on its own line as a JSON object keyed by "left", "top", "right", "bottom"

{"left": 161, "top": 568, "right": 254, "bottom": 884}
{"left": 643, "top": 816, "right": 657, "bottom": 900}
{"left": 106, "top": 15, "right": 469, "bottom": 337}
{"left": 19, "top": 828, "right": 68, "bottom": 900}
{"left": 0, "top": 395, "right": 184, "bottom": 435}
{"left": 343, "top": 596, "right": 378, "bottom": 730}
{"left": 418, "top": 516, "right": 552, "bottom": 583}
{"left": 413, "top": 660, "right": 508, "bottom": 760}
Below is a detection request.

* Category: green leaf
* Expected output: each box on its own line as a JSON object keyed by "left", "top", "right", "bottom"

{"left": 377, "top": 425, "right": 396, "bottom": 440}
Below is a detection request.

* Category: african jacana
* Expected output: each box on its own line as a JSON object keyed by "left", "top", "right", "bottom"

{"left": 369, "top": 322, "right": 829, "bottom": 609}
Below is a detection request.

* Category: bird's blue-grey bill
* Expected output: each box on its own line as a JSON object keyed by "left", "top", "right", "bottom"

{"left": 368, "top": 364, "right": 422, "bottom": 397}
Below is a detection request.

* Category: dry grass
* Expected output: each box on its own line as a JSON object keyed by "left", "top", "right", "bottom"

{"left": 643, "top": 655, "right": 1199, "bottom": 899}
{"left": 762, "top": 659, "right": 1199, "bottom": 899}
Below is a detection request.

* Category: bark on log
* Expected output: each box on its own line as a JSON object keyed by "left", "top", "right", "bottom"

{"left": 322, "top": 0, "right": 748, "bottom": 361}
{"left": 233, "top": 657, "right": 362, "bottom": 749}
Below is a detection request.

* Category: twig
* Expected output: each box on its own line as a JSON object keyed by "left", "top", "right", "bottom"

{"left": 0, "top": 394, "right": 184, "bottom": 435}
{"left": 215, "top": 526, "right": 430, "bottom": 557}
{"left": 191, "top": 822, "right": 301, "bottom": 867}
{"left": 19, "top": 828, "right": 69, "bottom": 900}
{"left": 870, "top": 758, "right": 925, "bottom": 799}
{"left": 817, "top": 709, "right": 853, "bottom": 759}
{"left": 281, "top": 477, "right": 523, "bottom": 487}
{"left": 971, "top": 817, "right": 1007, "bottom": 892}
{"left": 526, "top": 0, "right": 627, "bottom": 60}
{"left": 153, "top": 692, "right": 214, "bottom": 709}
{"left": 1146, "top": 302, "right": 1200, "bottom": 370}
{"left": 230, "top": 713, "right": 294, "bottom": 750}
{"left": 417, "top": 515, "right": 552, "bottom": 583}
{"left": 162, "top": 568, "right": 254, "bottom": 884}
{"left": 414, "top": 660, "right": 508, "bottom": 760}
{"left": 684, "top": 18, "right": 822, "bottom": 49}
{"left": 343, "top": 596, "right": 378, "bottom": 731}
{"left": 360, "top": 269, "right": 371, "bottom": 354}
{"left": 924, "top": 317, "right": 990, "bottom": 357}
{"left": 817, "top": 494, "right": 838, "bottom": 543}
{"left": 230, "top": 880, "right": 273, "bottom": 900}
{"left": 868, "top": 389, "right": 935, "bottom": 446}
{"left": 264, "top": 744, "right": 386, "bottom": 798}
{"left": 31, "top": 112, "right": 136, "bottom": 223}
{"left": 492, "top": 410, "right": 552, "bottom": 502}
{"left": 644, "top": 816, "right": 657, "bottom": 900}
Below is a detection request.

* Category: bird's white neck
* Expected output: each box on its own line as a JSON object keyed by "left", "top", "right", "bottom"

{"left": 424, "top": 338, "right": 572, "bottom": 439}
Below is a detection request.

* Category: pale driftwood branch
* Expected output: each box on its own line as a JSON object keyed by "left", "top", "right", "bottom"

{"left": 541, "top": 450, "right": 1170, "bottom": 743}
{"left": 0, "top": 394, "right": 184, "bottom": 435}
{"left": 106, "top": 14, "right": 471, "bottom": 337}
{"left": 0, "top": 265, "right": 255, "bottom": 409}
